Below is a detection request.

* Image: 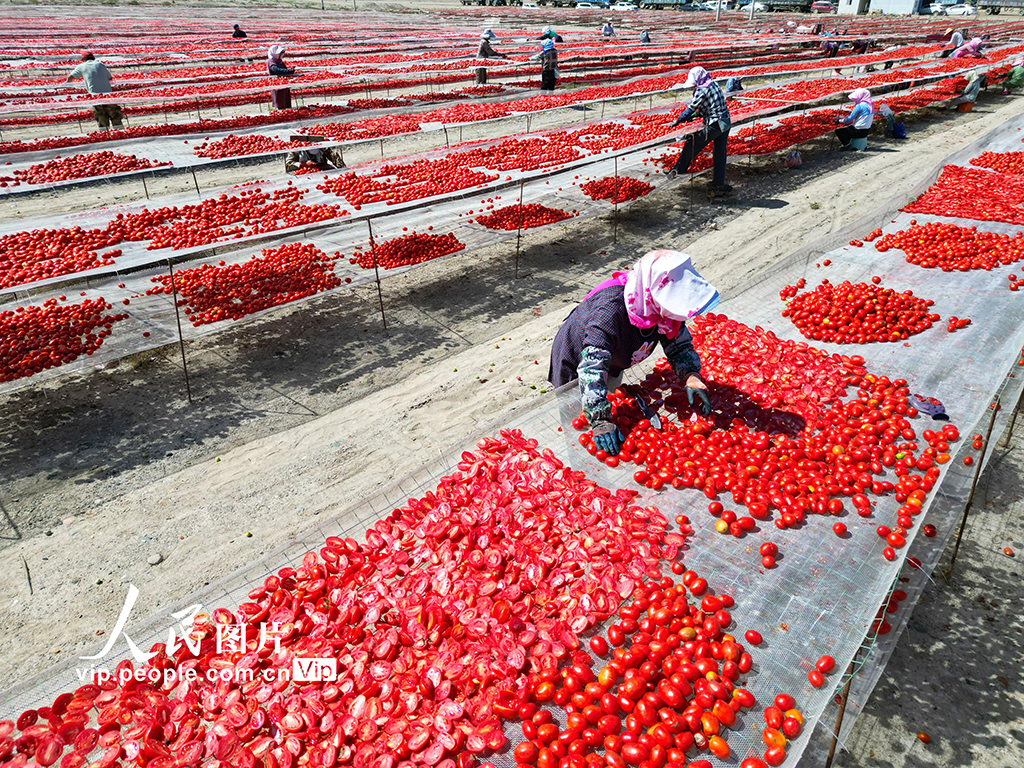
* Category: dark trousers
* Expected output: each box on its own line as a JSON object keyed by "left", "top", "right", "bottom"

{"left": 835, "top": 126, "right": 869, "bottom": 146}
{"left": 93, "top": 103, "right": 123, "bottom": 129}
{"left": 673, "top": 120, "right": 729, "bottom": 187}
{"left": 269, "top": 63, "right": 296, "bottom": 76}
{"left": 541, "top": 69, "right": 557, "bottom": 91}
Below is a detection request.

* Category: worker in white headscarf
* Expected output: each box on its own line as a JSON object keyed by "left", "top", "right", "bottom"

{"left": 268, "top": 45, "right": 296, "bottom": 76}
{"left": 549, "top": 251, "right": 720, "bottom": 455}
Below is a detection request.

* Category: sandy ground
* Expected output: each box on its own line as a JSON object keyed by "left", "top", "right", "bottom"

{"left": 834, "top": 413, "right": 1024, "bottom": 768}
{"left": 1, "top": 58, "right": 1022, "bottom": 763}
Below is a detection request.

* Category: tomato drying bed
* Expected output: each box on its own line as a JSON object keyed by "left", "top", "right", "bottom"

{"left": 3, "top": 115, "right": 1024, "bottom": 768}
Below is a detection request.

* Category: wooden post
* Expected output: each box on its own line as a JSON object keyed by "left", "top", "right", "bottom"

{"left": 997, "top": 376, "right": 1024, "bottom": 447}
{"left": 824, "top": 660, "right": 856, "bottom": 768}
{"left": 945, "top": 398, "right": 1001, "bottom": 578}
{"left": 366, "top": 220, "right": 387, "bottom": 330}
{"left": 613, "top": 156, "right": 620, "bottom": 244}
{"left": 515, "top": 179, "right": 525, "bottom": 279}
{"left": 167, "top": 260, "right": 193, "bottom": 404}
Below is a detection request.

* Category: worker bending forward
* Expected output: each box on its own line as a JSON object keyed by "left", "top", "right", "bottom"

{"left": 67, "top": 53, "right": 122, "bottom": 130}
{"left": 549, "top": 251, "right": 719, "bottom": 457}
{"left": 669, "top": 67, "right": 732, "bottom": 195}
{"left": 285, "top": 146, "right": 342, "bottom": 173}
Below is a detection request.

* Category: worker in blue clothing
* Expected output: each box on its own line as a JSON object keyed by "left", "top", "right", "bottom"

{"left": 668, "top": 66, "right": 732, "bottom": 194}
{"left": 835, "top": 88, "right": 874, "bottom": 150}
{"left": 548, "top": 251, "right": 719, "bottom": 457}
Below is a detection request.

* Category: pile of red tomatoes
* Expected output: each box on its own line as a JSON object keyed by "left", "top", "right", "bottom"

{"left": 347, "top": 232, "right": 464, "bottom": 270}
{"left": 0, "top": 151, "right": 168, "bottom": 187}
{"left": 780, "top": 279, "right": 937, "bottom": 344}
{"left": 0, "top": 429, "right": 700, "bottom": 768}
{"left": 903, "top": 165, "right": 1024, "bottom": 225}
{"left": 0, "top": 297, "right": 127, "bottom": 382}
{"left": 316, "top": 160, "right": 498, "bottom": 208}
{"left": 581, "top": 177, "right": 655, "bottom": 205}
{"left": 969, "top": 150, "right": 1024, "bottom": 176}
{"left": 515, "top": 573, "right": 805, "bottom": 768}
{"left": 573, "top": 314, "right": 958, "bottom": 564}
{"left": 475, "top": 204, "right": 577, "bottom": 231}
{"left": 0, "top": 186, "right": 347, "bottom": 291}
{"left": 145, "top": 243, "right": 341, "bottom": 326}
{"left": 192, "top": 135, "right": 309, "bottom": 160}
{"left": 874, "top": 221, "right": 1024, "bottom": 272}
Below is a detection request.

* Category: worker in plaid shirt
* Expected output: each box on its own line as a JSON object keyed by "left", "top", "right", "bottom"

{"left": 669, "top": 66, "right": 732, "bottom": 193}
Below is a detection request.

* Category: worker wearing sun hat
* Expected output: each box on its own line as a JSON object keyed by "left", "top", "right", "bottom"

{"left": 668, "top": 66, "right": 732, "bottom": 193}
{"left": 530, "top": 38, "right": 559, "bottom": 92}
{"left": 538, "top": 26, "right": 563, "bottom": 42}
{"left": 549, "top": 251, "right": 719, "bottom": 456}
{"left": 1003, "top": 58, "right": 1024, "bottom": 94}
{"left": 66, "top": 52, "right": 123, "bottom": 130}
{"left": 477, "top": 30, "right": 507, "bottom": 59}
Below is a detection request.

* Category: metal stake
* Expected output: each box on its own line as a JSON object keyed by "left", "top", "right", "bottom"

{"left": 997, "top": 373, "right": 1024, "bottom": 448}
{"left": 167, "top": 260, "right": 193, "bottom": 404}
{"left": 442, "top": 125, "right": 450, "bottom": 148}
{"left": 191, "top": 168, "right": 201, "bottom": 199}
{"left": 366, "top": 220, "right": 387, "bottom": 330}
{"left": 141, "top": 175, "right": 150, "bottom": 200}
{"left": 824, "top": 660, "right": 856, "bottom": 768}
{"left": 380, "top": 139, "right": 384, "bottom": 158}
{"left": 945, "top": 396, "right": 1001, "bottom": 578}
{"left": 613, "top": 156, "right": 620, "bottom": 244}
{"left": 514, "top": 179, "right": 525, "bottom": 279}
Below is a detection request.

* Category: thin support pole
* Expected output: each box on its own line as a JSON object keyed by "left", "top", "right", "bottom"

{"left": 442, "top": 125, "right": 450, "bottom": 148}
{"left": 824, "top": 660, "right": 856, "bottom": 768}
{"left": 945, "top": 396, "right": 1001, "bottom": 579}
{"left": 380, "top": 139, "right": 385, "bottom": 159}
{"left": 514, "top": 179, "right": 525, "bottom": 279}
{"left": 195, "top": 98, "right": 202, "bottom": 125}
{"left": 689, "top": 172, "right": 694, "bottom": 213}
{"left": 366, "top": 220, "right": 387, "bottom": 330}
{"left": 191, "top": 168, "right": 201, "bottom": 199}
{"left": 613, "top": 156, "right": 620, "bottom": 244}
{"left": 997, "top": 375, "right": 1024, "bottom": 447}
{"left": 167, "top": 260, "right": 193, "bottom": 405}
{"left": 141, "top": 175, "right": 150, "bottom": 200}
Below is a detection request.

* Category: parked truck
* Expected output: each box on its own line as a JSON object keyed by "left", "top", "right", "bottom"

{"left": 977, "top": 0, "right": 1024, "bottom": 12}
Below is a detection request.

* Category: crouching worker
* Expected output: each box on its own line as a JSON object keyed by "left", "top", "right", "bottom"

{"left": 549, "top": 250, "right": 719, "bottom": 456}
{"left": 285, "top": 144, "right": 342, "bottom": 173}
{"left": 835, "top": 88, "right": 874, "bottom": 150}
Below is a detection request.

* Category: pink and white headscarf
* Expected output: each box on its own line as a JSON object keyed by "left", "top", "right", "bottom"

{"left": 683, "top": 66, "right": 714, "bottom": 90}
{"left": 623, "top": 251, "right": 719, "bottom": 339}
{"left": 848, "top": 87, "right": 873, "bottom": 111}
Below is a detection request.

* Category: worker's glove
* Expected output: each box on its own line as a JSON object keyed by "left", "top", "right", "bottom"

{"left": 592, "top": 421, "right": 623, "bottom": 456}
{"left": 685, "top": 386, "right": 712, "bottom": 416}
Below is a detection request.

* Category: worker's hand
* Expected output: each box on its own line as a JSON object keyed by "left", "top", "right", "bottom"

{"left": 684, "top": 374, "right": 712, "bottom": 416}
{"left": 592, "top": 422, "right": 623, "bottom": 457}
{"left": 302, "top": 161, "right": 317, "bottom": 168}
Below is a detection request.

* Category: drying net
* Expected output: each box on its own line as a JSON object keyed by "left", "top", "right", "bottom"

{"left": 2, "top": 112, "right": 1024, "bottom": 768}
